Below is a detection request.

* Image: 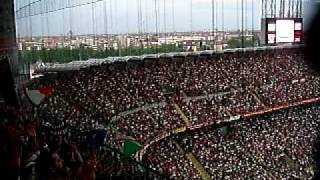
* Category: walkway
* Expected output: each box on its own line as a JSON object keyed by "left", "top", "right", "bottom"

{"left": 111, "top": 101, "right": 167, "bottom": 122}
{"left": 186, "top": 153, "right": 211, "bottom": 180}
{"left": 184, "top": 90, "right": 233, "bottom": 102}
{"left": 248, "top": 89, "right": 266, "bottom": 107}
{"left": 173, "top": 141, "right": 211, "bottom": 180}
{"left": 173, "top": 103, "right": 192, "bottom": 127}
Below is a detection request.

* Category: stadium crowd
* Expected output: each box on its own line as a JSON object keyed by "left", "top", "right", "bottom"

{"left": 0, "top": 104, "right": 107, "bottom": 180}
{"left": 0, "top": 104, "right": 162, "bottom": 180}
{"left": 180, "top": 89, "right": 263, "bottom": 125}
{"left": 143, "top": 105, "right": 319, "bottom": 179}
{"left": 21, "top": 47, "right": 320, "bottom": 179}
{"left": 143, "top": 139, "right": 201, "bottom": 179}
{"left": 29, "top": 48, "right": 320, "bottom": 147}
{"left": 110, "top": 104, "right": 184, "bottom": 146}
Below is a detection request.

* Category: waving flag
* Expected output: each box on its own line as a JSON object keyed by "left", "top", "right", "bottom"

{"left": 122, "top": 137, "right": 142, "bottom": 159}
{"left": 39, "top": 87, "right": 55, "bottom": 95}
{"left": 26, "top": 87, "right": 54, "bottom": 105}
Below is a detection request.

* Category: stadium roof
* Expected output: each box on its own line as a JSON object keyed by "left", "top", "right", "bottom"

{"left": 34, "top": 45, "right": 303, "bottom": 73}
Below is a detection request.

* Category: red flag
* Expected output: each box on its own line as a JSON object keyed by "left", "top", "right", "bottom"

{"left": 39, "top": 87, "right": 55, "bottom": 95}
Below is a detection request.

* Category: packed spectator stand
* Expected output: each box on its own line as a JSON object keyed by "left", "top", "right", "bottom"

{"left": 3, "top": 46, "right": 320, "bottom": 179}
{"left": 144, "top": 104, "right": 319, "bottom": 179}
{"left": 0, "top": 104, "right": 165, "bottom": 180}
{"left": 33, "top": 47, "right": 319, "bottom": 141}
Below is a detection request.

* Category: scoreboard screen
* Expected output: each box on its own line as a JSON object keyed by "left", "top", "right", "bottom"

{"left": 276, "top": 20, "right": 295, "bottom": 43}
{"left": 261, "top": 18, "right": 303, "bottom": 45}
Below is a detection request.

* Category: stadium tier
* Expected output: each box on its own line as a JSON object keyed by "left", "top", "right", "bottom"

{"left": 24, "top": 47, "right": 320, "bottom": 178}
{"left": 144, "top": 104, "right": 319, "bottom": 179}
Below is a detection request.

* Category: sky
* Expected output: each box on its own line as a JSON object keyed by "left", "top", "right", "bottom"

{"left": 15, "top": 0, "right": 311, "bottom": 37}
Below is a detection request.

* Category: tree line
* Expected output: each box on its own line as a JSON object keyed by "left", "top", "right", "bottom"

{"left": 19, "top": 37, "right": 261, "bottom": 64}
{"left": 226, "top": 35, "right": 261, "bottom": 49}
{"left": 18, "top": 44, "right": 185, "bottom": 64}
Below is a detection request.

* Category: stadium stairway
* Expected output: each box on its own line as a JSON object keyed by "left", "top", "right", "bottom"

{"left": 248, "top": 89, "right": 266, "bottom": 107}
{"left": 173, "top": 103, "right": 192, "bottom": 127}
{"left": 284, "top": 155, "right": 309, "bottom": 179}
{"left": 185, "top": 153, "right": 211, "bottom": 180}
{"left": 173, "top": 141, "right": 211, "bottom": 180}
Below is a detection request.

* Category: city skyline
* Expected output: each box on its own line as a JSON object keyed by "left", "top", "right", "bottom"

{"left": 15, "top": 0, "right": 313, "bottom": 38}
{"left": 16, "top": 0, "right": 262, "bottom": 37}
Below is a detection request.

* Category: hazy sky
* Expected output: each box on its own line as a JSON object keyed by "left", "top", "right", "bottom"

{"left": 15, "top": 0, "right": 311, "bottom": 37}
